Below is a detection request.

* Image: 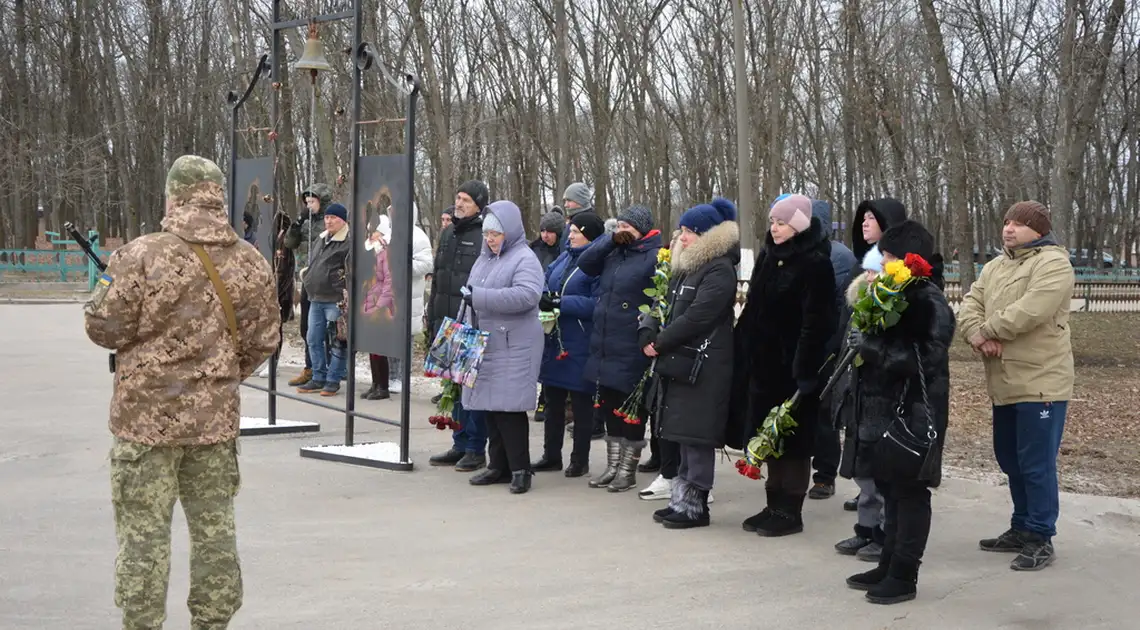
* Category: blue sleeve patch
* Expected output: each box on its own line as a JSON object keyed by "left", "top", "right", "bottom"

{"left": 98, "top": 274, "right": 113, "bottom": 286}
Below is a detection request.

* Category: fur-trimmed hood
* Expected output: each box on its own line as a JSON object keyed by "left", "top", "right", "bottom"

{"left": 846, "top": 270, "right": 870, "bottom": 307}
{"left": 674, "top": 220, "right": 740, "bottom": 273}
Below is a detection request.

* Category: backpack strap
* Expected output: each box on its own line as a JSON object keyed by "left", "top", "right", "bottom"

{"left": 187, "top": 243, "right": 239, "bottom": 346}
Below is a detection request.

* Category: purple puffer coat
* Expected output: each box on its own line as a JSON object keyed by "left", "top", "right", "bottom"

{"left": 461, "top": 200, "right": 545, "bottom": 412}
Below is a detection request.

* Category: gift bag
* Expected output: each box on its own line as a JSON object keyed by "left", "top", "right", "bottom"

{"left": 424, "top": 302, "right": 489, "bottom": 387}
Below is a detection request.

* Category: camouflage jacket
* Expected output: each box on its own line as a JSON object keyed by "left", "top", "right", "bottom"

{"left": 85, "top": 189, "right": 280, "bottom": 446}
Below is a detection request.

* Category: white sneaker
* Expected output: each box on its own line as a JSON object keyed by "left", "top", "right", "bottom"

{"left": 638, "top": 474, "right": 672, "bottom": 500}
{"left": 389, "top": 378, "right": 403, "bottom": 394}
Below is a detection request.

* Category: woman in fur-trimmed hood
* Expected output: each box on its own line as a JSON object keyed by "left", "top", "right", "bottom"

{"left": 641, "top": 197, "right": 740, "bottom": 529}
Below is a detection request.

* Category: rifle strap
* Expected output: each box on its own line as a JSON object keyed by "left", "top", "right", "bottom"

{"left": 187, "top": 243, "right": 239, "bottom": 346}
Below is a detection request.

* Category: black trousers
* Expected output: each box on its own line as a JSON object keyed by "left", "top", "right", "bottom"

{"left": 543, "top": 387, "right": 594, "bottom": 467}
{"left": 487, "top": 411, "right": 531, "bottom": 473}
{"left": 812, "top": 403, "right": 841, "bottom": 484}
{"left": 300, "top": 288, "right": 312, "bottom": 369}
{"left": 877, "top": 479, "right": 933, "bottom": 565}
{"left": 659, "top": 437, "right": 681, "bottom": 479}
{"left": 765, "top": 457, "right": 812, "bottom": 495}
{"left": 598, "top": 385, "right": 647, "bottom": 442}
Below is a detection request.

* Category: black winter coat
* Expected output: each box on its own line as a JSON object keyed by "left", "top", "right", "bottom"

{"left": 427, "top": 212, "right": 483, "bottom": 340}
{"left": 727, "top": 218, "right": 837, "bottom": 455}
{"left": 529, "top": 238, "right": 561, "bottom": 273}
{"left": 835, "top": 277, "right": 955, "bottom": 486}
{"left": 579, "top": 230, "right": 664, "bottom": 394}
{"left": 653, "top": 221, "right": 740, "bottom": 448}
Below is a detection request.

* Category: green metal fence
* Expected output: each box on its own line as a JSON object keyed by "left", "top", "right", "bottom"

{"left": 0, "top": 230, "right": 106, "bottom": 290}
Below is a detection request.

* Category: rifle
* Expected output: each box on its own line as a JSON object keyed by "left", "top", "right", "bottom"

{"left": 66, "top": 222, "right": 116, "bottom": 373}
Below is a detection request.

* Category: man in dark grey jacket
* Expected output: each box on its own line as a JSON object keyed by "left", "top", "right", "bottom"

{"left": 296, "top": 203, "right": 351, "bottom": 397}
{"left": 809, "top": 200, "right": 857, "bottom": 500}
{"left": 284, "top": 182, "right": 333, "bottom": 386}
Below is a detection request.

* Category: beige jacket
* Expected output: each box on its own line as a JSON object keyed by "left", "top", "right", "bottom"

{"left": 957, "top": 239, "right": 1074, "bottom": 405}
{"left": 85, "top": 183, "right": 280, "bottom": 446}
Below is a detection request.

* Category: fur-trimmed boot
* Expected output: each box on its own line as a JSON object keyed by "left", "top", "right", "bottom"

{"left": 653, "top": 478, "right": 684, "bottom": 523}
{"left": 588, "top": 437, "right": 623, "bottom": 488}
{"left": 756, "top": 492, "right": 805, "bottom": 537}
{"left": 662, "top": 481, "right": 711, "bottom": 529}
{"left": 846, "top": 549, "right": 891, "bottom": 591}
{"left": 607, "top": 439, "right": 644, "bottom": 492}
{"left": 742, "top": 489, "right": 781, "bottom": 532}
{"left": 866, "top": 557, "right": 919, "bottom": 605}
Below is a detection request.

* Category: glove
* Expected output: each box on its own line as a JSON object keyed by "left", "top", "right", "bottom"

{"left": 612, "top": 230, "right": 636, "bottom": 246}
{"left": 539, "top": 292, "right": 561, "bottom": 312}
{"left": 460, "top": 285, "right": 474, "bottom": 305}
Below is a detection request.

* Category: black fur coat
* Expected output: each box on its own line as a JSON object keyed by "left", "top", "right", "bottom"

{"left": 834, "top": 275, "right": 956, "bottom": 486}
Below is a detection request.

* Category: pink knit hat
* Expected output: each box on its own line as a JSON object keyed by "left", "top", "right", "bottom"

{"left": 769, "top": 194, "right": 812, "bottom": 233}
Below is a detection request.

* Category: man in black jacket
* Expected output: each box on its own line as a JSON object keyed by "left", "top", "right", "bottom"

{"left": 427, "top": 180, "right": 490, "bottom": 473}
{"left": 295, "top": 203, "right": 351, "bottom": 398}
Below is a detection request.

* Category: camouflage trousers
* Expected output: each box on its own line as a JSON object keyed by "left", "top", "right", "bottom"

{"left": 110, "top": 437, "right": 243, "bottom": 630}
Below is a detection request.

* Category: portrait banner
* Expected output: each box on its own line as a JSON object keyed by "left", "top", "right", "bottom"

{"left": 352, "top": 155, "right": 411, "bottom": 359}
{"left": 233, "top": 157, "right": 275, "bottom": 262}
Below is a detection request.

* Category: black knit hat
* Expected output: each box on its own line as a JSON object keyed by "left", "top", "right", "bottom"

{"left": 457, "top": 180, "right": 490, "bottom": 210}
{"left": 878, "top": 220, "right": 934, "bottom": 263}
{"left": 570, "top": 211, "right": 606, "bottom": 242}
{"left": 615, "top": 204, "right": 653, "bottom": 236}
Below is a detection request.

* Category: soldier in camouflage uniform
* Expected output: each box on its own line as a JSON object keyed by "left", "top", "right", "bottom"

{"left": 284, "top": 182, "right": 334, "bottom": 385}
{"left": 85, "top": 155, "right": 280, "bottom": 630}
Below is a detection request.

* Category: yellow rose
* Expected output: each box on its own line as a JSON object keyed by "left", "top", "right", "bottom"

{"left": 883, "top": 260, "right": 905, "bottom": 277}
{"left": 658, "top": 248, "right": 671, "bottom": 263}
{"left": 892, "top": 266, "right": 912, "bottom": 284}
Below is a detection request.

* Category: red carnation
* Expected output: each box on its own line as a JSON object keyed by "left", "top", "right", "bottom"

{"left": 904, "top": 253, "right": 933, "bottom": 278}
{"left": 556, "top": 351, "right": 569, "bottom": 361}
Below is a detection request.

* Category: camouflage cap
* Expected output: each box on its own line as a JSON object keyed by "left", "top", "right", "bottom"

{"left": 165, "top": 155, "right": 225, "bottom": 203}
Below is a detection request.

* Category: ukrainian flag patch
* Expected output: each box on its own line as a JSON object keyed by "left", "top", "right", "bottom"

{"left": 98, "top": 273, "right": 113, "bottom": 286}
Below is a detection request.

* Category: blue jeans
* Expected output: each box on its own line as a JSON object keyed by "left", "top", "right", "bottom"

{"left": 306, "top": 301, "right": 346, "bottom": 384}
{"left": 992, "top": 402, "right": 1068, "bottom": 539}
{"left": 451, "top": 401, "right": 487, "bottom": 455}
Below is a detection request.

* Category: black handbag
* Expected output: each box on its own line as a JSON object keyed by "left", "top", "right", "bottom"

{"left": 873, "top": 343, "right": 938, "bottom": 482}
{"left": 653, "top": 331, "right": 715, "bottom": 385}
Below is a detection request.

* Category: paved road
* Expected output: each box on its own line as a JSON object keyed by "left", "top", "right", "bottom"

{"left": 3, "top": 303, "right": 1140, "bottom": 629}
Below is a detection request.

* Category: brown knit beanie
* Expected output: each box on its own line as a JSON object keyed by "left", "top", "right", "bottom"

{"left": 1004, "top": 200, "right": 1051, "bottom": 236}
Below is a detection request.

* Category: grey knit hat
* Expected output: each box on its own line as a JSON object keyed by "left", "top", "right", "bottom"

{"left": 562, "top": 182, "right": 593, "bottom": 214}
{"left": 539, "top": 211, "right": 564, "bottom": 236}
{"left": 615, "top": 204, "right": 653, "bottom": 236}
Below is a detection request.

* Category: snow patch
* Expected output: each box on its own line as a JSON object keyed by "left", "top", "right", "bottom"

{"left": 240, "top": 417, "right": 319, "bottom": 429}
{"left": 303, "top": 441, "right": 409, "bottom": 464}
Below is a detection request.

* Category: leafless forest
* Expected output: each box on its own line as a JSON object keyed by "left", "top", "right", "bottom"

{"left": 1, "top": 0, "right": 1136, "bottom": 286}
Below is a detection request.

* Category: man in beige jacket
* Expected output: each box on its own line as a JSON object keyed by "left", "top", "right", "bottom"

{"left": 957, "top": 200, "right": 1074, "bottom": 572}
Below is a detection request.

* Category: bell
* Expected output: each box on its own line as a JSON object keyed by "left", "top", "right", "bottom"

{"left": 293, "top": 25, "right": 333, "bottom": 73}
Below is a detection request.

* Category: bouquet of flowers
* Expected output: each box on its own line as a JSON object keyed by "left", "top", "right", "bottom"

{"left": 539, "top": 309, "right": 569, "bottom": 360}
{"left": 735, "top": 392, "right": 802, "bottom": 479}
{"left": 818, "top": 252, "right": 934, "bottom": 399}
{"left": 428, "top": 379, "right": 462, "bottom": 431}
{"left": 615, "top": 247, "right": 672, "bottom": 425}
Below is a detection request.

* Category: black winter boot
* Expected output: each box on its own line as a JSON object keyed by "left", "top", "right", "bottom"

{"left": 662, "top": 484, "right": 711, "bottom": 530}
{"left": 509, "top": 470, "right": 533, "bottom": 494}
{"left": 846, "top": 550, "right": 891, "bottom": 591}
{"left": 469, "top": 468, "right": 508, "bottom": 485}
{"left": 531, "top": 454, "right": 562, "bottom": 472}
{"left": 654, "top": 478, "right": 683, "bottom": 523}
{"left": 866, "top": 557, "right": 919, "bottom": 604}
{"left": 742, "top": 489, "right": 781, "bottom": 532}
{"left": 756, "top": 492, "right": 805, "bottom": 537}
{"left": 835, "top": 524, "right": 875, "bottom": 555}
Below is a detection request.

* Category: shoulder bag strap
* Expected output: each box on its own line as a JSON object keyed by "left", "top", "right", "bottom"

{"left": 187, "top": 242, "right": 239, "bottom": 346}
{"left": 913, "top": 342, "right": 936, "bottom": 440}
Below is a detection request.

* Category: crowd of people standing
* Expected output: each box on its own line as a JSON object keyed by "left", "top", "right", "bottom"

{"left": 259, "top": 175, "right": 1076, "bottom": 607}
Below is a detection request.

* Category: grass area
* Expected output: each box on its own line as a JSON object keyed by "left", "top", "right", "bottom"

{"left": 947, "top": 312, "right": 1140, "bottom": 498}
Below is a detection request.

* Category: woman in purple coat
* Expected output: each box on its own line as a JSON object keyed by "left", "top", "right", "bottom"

{"left": 461, "top": 200, "right": 546, "bottom": 494}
